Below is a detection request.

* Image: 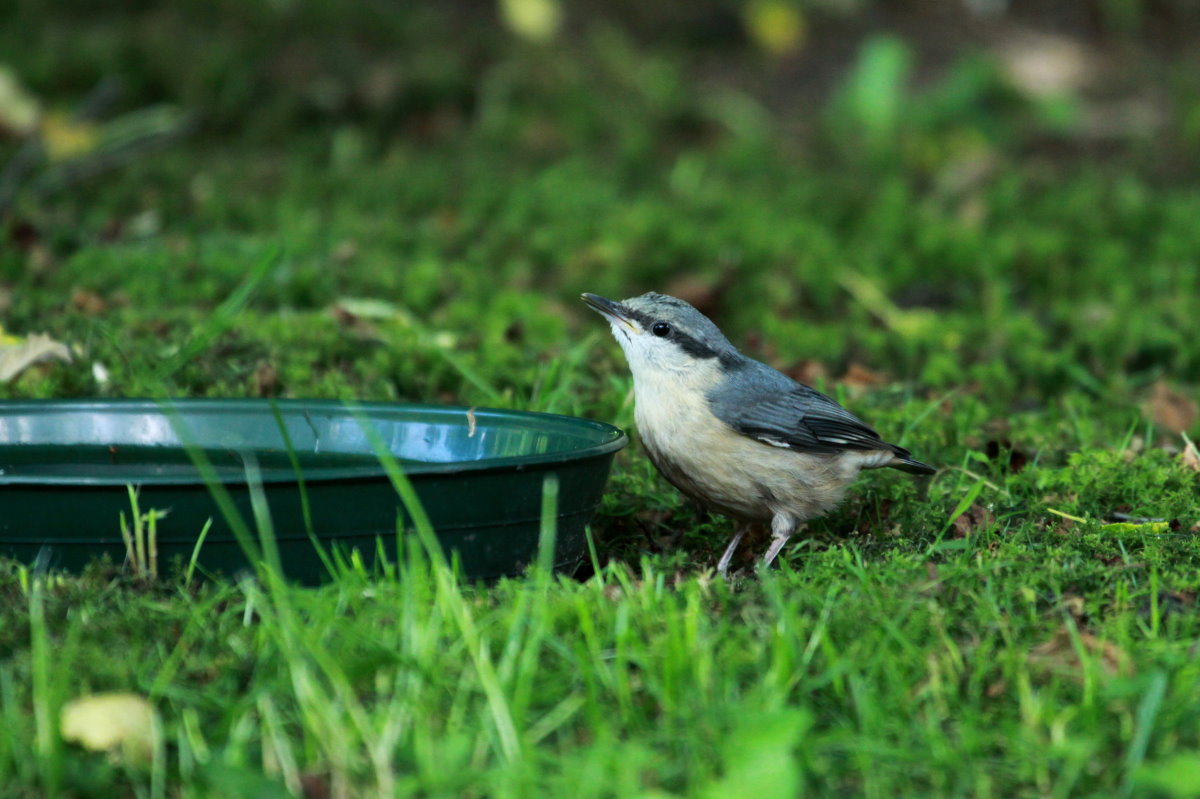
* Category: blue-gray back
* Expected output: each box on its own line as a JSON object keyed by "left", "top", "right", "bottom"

{"left": 707, "top": 356, "right": 901, "bottom": 455}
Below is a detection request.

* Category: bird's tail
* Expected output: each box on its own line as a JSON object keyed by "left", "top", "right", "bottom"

{"left": 888, "top": 448, "right": 936, "bottom": 475}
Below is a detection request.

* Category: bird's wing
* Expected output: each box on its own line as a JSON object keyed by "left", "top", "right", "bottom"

{"left": 714, "top": 382, "right": 897, "bottom": 455}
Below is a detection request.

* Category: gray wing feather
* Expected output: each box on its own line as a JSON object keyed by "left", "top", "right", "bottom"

{"left": 708, "top": 361, "right": 897, "bottom": 455}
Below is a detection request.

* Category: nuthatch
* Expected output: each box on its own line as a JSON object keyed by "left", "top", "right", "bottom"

{"left": 583, "top": 291, "right": 934, "bottom": 576}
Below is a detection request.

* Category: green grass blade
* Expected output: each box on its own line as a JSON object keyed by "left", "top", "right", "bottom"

{"left": 268, "top": 400, "right": 335, "bottom": 580}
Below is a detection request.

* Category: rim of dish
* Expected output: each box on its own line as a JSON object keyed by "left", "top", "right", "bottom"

{"left": 0, "top": 398, "right": 629, "bottom": 486}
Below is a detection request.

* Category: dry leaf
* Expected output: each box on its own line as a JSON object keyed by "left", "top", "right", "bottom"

{"left": 1144, "top": 380, "right": 1197, "bottom": 434}
{"left": 1181, "top": 433, "right": 1200, "bottom": 474}
{"left": 0, "top": 331, "right": 72, "bottom": 382}
{"left": 60, "top": 692, "right": 159, "bottom": 762}
{"left": 70, "top": 288, "right": 106, "bottom": 315}
{"left": 253, "top": 360, "right": 279, "bottom": 397}
{"left": 840, "top": 362, "right": 888, "bottom": 388}
{"left": 951, "top": 503, "right": 995, "bottom": 539}
{"left": 663, "top": 276, "right": 722, "bottom": 318}
{"left": 1027, "top": 626, "right": 1131, "bottom": 680}
{"left": 786, "top": 358, "right": 827, "bottom": 386}
{"left": 1057, "top": 594, "right": 1086, "bottom": 623}
{"left": 300, "top": 772, "right": 333, "bottom": 799}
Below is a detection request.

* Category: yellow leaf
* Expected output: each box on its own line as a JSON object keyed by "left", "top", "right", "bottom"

{"left": 0, "top": 331, "right": 73, "bottom": 382}
{"left": 744, "top": 1, "right": 807, "bottom": 57}
{"left": 40, "top": 111, "right": 99, "bottom": 161}
{"left": 60, "top": 693, "right": 159, "bottom": 762}
{"left": 0, "top": 66, "right": 41, "bottom": 137}
{"left": 499, "top": 0, "right": 561, "bottom": 43}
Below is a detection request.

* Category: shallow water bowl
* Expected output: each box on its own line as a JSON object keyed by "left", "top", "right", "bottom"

{"left": 0, "top": 399, "right": 627, "bottom": 582}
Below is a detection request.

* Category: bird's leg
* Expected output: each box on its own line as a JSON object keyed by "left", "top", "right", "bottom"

{"left": 716, "top": 527, "right": 747, "bottom": 579}
{"left": 760, "top": 514, "right": 797, "bottom": 569}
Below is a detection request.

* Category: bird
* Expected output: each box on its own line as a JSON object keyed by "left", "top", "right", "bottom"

{"left": 582, "top": 291, "right": 935, "bottom": 576}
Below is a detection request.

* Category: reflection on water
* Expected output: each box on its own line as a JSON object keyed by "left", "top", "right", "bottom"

{"left": 0, "top": 445, "right": 412, "bottom": 480}
{"left": 0, "top": 406, "right": 607, "bottom": 478}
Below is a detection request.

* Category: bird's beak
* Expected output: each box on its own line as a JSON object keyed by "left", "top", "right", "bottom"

{"left": 581, "top": 293, "right": 642, "bottom": 334}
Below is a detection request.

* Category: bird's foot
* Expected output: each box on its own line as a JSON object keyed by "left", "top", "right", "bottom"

{"left": 760, "top": 514, "right": 798, "bottom": 570}
{"left": 716, "top": 528, "right": 746, "bottom": 580}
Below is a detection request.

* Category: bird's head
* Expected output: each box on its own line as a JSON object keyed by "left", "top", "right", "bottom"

{"left": 582, "top": 292, "right": 739, "bottom": 378}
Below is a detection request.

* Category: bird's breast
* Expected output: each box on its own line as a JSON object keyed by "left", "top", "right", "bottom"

{"left": 631, "top": 367, "right": 857, "bottom": 522}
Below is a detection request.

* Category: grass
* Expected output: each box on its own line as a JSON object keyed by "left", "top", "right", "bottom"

{"left": 3, "top": 1, "right": 1200, "bottom": 796}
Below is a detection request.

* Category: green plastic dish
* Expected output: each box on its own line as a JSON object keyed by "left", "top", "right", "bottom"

{"left": 0, "top": 399, "right": 627, "bottom": 582}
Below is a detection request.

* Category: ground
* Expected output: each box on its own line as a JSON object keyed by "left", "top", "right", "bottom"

{"left": 2, "top": 1, "right": 1200, "bottom": 796}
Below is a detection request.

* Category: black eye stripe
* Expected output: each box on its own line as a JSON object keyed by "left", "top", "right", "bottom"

{"left": 670, "top": 330, "right": 724, "bottom": 361}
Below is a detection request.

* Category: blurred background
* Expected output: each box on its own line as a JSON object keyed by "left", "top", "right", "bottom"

{"left": 1, "top": 0, "right": 1198, "bottom": 410}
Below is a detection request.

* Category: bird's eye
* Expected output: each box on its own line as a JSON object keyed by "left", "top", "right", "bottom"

{"left": 651, "top": 322, "right": 672, "bottom": 338}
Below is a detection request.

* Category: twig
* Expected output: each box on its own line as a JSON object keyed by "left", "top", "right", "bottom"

{"left": 1107, "top": 511, "right": 1167, "bottom": 524}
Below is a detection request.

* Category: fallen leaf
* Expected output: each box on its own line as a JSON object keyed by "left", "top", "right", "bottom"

{"left": 331, "top": 297, "right": 413, "bottom": 323}
{"left": 499, "top": 0, "right": 561, "bottom": 42}
{"left": 0, "top": 330, "right": 73, "bottom": 382}
{"left": 70, "top": 288, "right": 106, "bottom": 315}
{"left": 785, "top": 358, "right": 827, "bottom": 386}
{"left": 1181, "top": 433, "right": 1200, "bottom": 473}
{"left": 1056, "top": 594, "right": 1086, "bottom": 623}
{"left": 300, "top": 772, "right": 333, "bottom": 799}
{"left": 995, "top": 30, "right": 1094, "bottom": 99}
{"left": 0, "top": 67, "right": 41, "bottom": 137}
{"left": 1027, "top": 626, "right": 1131, "bottom": 680}
{"left": 743, "top": 0, "right": 807, "bottom": 57}
{"left": 1143, "top": 380, "right": 1197, "bottom": 434}
{"left": 663, "top": 276, "right": 722, "bottom": 316}
{"left": 840, "top": 362, "right": 888, "bottom": 388}
{"left": 41, "top": 111, "right": 100, "bottom": 161}
{"left": 951, "top": 503, "right": 995, "bottom": 538}
{"left": 60, "top": 692, "right": 158, "bottom": 762}
{"left": 253, "top": 360, "right": 279, "bottom": 397}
